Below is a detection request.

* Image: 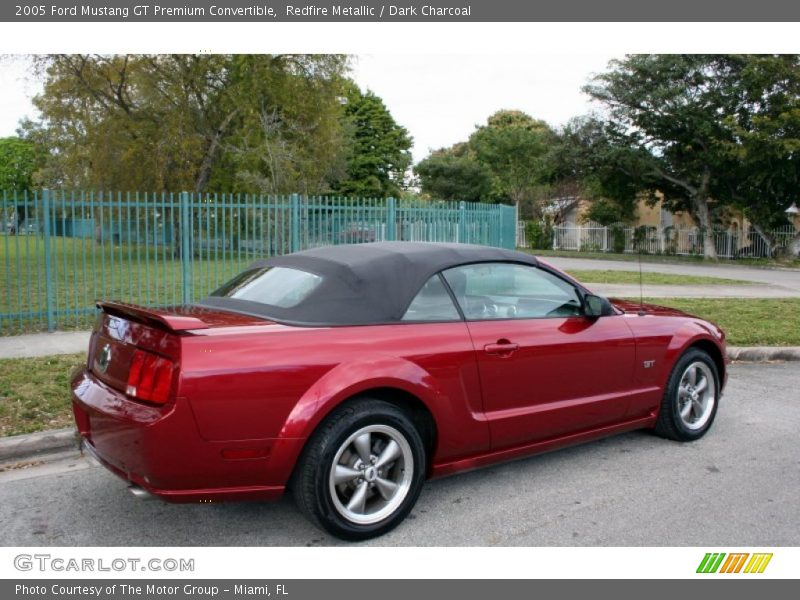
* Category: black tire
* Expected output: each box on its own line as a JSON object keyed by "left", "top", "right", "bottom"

{"left": 654, "top": 348, "right": 720, "bottom": 441}
{"left": 291, "top": 398, "right": 427, "bottom": 541}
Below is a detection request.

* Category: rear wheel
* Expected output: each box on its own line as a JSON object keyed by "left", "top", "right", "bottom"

{"left": 291, "top": 399, "right": 426, "bottom": 540}
{"left": 654, "top": 348, "right": 720, "bottom": 441}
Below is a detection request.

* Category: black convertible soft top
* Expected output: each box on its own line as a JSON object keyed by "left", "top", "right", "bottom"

{"left": 197, "top": 242, "right": 540, "bottom": 326}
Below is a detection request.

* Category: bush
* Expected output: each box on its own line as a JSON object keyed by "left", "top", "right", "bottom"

{"left": 525, "top": 219, "right": 554, "bottom": 250}
{"left": 609, "top": 225, "right": 626, "bottom": 253}
{"left": 633, "top": 225, "right": 656, "bottom": 253}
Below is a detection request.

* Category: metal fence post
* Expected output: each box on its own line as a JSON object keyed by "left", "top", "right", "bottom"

{"left": 386, "top": 197, "right": 397, "bottom": 241}
{"left": 180, "top": 191, "right": 193, "bottom": 304}
{"left": 42, "top": 189, "right": 55, "bottom": 331}
{"left": 458, "top": 201, "right": 466, "bottom": 243}
{"left": 290, "top": 193, "right": 301, "bottom": 252}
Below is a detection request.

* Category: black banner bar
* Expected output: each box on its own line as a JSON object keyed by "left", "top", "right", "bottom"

{"left": 2, "top": 0, "right": 800, "bottom": 22}
{"left": 3, "top": 580, "right": 797, "bottom": 600}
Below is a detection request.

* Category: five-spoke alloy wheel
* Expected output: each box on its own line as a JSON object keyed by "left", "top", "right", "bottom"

{"left": 291, "top": 398, "right": 426, "bottom": 540}
{"left": 655, "top": 348, "right": 720, "bottom": 441}
{"left": 328, "top": 424, "right": 414, "bottom": 525}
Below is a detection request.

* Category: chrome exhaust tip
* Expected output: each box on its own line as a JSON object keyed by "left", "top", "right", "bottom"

{"left": 127, "top": 484, "right": 154, "bottom": 500}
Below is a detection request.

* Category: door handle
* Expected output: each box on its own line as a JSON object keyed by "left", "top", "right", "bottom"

{"left": 484, "top": 341, "right": 519, "bottom": 356}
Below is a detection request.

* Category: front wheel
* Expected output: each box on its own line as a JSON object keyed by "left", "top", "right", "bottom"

{"left": 654, "top": 348, "right": 720, "bottom": 441}
{"left": 291, "top": 399, "right": 426, "bottom": 540}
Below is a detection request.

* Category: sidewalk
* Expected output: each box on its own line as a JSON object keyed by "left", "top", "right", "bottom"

{"left": 0, "top": 331, "right": 91, "bottom": 359}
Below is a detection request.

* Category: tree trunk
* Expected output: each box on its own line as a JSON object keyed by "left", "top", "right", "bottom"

{"left": 750, "top": 222, "right": 776, "bottom": 257}
{"left": 194, "top": 109, "right": 239, "bottom": 193}
{"left": 693, "top": 194, "right": 718, "bottom": 260}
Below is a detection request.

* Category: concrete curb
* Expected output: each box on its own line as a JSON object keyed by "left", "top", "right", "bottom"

{"left": 0, "top": 427, "right": 79, "bottom": 463}
{"left": 727, "top": 346, "right": 800, "bottom": 362}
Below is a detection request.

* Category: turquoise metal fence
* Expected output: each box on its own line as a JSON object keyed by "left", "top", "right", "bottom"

{"left": 0, "top": 190, "right": 517, "bottom": 334}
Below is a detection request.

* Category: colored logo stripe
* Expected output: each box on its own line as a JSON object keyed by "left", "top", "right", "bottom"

{"left": 744, "top": 553, "right": 773, "bottom": 574}
{"left": 697, "top": 552, "right": 773, "bottom": 574}
{"left": 719, "top": 553, "right": 749, "bottom": 573}
{"left": 697, "top": 553, "right": 726, "bottom": 573}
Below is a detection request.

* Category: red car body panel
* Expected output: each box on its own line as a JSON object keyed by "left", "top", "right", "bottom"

{"left": 72, "top": 268, "right": 727, "bottom": 504}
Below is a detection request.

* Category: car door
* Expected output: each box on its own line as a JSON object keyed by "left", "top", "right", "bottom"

{"left": 442, "top": 262, "right": 637, "bottom": 451}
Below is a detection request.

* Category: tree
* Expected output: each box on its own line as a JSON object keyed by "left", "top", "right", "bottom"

{"left": 468, "top": 110, "right": 555, "bottom": 209}
{"left": 711, "top": 55, "right": 800, "bottom": 257}
{"left": 415, "top": 143, "right": 492, "bottom": 201}
{"left": 585, "top": 54, "right": 800, "bottom": 259}
{"left": 585, "top": 55, "right": 737, "bottom": 258}
{"left": 584, "top": 198, "right": 635, "bottom": 226}
{"left": 0, "top": 137, "right": 40, "bottom": 193}
{"left": 333, "top": 82, "right": 413, "bottom": 198}
{"left": 415, "top": 110, "right": 556, "bottom": 209}
{"left": 24, "top": 54, "right": 350, "bottom": 193}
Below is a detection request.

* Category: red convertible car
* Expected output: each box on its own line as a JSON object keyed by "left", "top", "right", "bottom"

{"left": 71, "top": 242, "right": 726, "bottom": 540}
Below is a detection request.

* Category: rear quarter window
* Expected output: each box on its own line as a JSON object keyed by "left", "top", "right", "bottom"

{"left": 210, "top": 266, "right": 322, "bottom": 308}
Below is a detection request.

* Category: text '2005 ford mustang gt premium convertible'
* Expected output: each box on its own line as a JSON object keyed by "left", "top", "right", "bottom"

{"left": 71, "top": 242, "right": 727, "bottom": 540}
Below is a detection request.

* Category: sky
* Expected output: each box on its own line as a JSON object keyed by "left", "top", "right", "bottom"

{"left": 0, "top": 52, "right": 616, "bottom": 163}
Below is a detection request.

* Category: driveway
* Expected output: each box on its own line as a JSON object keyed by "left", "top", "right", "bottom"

{"left": 0, "top": 363, "right": 797, "bottom": 546}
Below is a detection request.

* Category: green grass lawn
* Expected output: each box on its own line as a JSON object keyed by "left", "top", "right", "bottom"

{"left": 2, "top": 297, "right": 797, "bottom": 437}
{"left": 0, "top": 236, "right": 251, "bottom": 334}
{"left": 0, "top": 352, "right": 85, "bottom": 437}
{"left": 565, "top": 270, "right": 751, "bottom": 286}
{"left": 635, "top": 298, "right": 800, "bottom": 347}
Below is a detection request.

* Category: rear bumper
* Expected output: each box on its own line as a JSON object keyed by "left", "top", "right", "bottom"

{"left": 71, "top": 368, "right": 301, "bottom": 503}
{"left": 80, "top": 439, "right": 284, "bottom": 502}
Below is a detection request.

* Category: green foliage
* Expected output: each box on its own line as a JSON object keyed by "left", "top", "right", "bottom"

{"left": 416, "top": 110, "right": 555, "bottom": 207}
{"left": 549, "top": 116, "right": 653, "bottom": 213}
{"left": 581, "top": 54, "right": 800, "bottom": 257}
{"left": 24, "top": 54, "right": 351, "bottom": 194}
{"left": 334, "top": 82, "right": 413, "bottom": 198}
{"left": 524, "top": 219, "right": 554, "bottom": 250}
{"left": 632, "top": 225, "right": 655, "bottom": 252}
{"left": 662, "top": 225, "right": 678, "bottom": 255}
{"left": 584, "top": 197, "right": 633, "bottom": 227}
{"left": 468, "top": 110, "right": 555, "bottom": 205}
{"left": 609, "top": 224, "right": 626, "bottom": 253}
{"left": 0, "top": 137, "right": 40, "bottom": 193}
{"left": 711, "top": 56, "right": 800, "bottom": 233}
{"left": 415, "top": 150, "right": 492, "bottom": 201}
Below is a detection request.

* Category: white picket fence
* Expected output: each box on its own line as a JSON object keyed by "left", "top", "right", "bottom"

{"left": 517, "top": 222, "right": 798, "bottom": 258}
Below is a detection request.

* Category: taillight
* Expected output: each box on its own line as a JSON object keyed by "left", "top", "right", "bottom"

{"left": 126, "top": 349, "right": 175, "bottom": 405}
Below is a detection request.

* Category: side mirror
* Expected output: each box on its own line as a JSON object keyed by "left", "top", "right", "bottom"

{"left": 584, "top": 294, "right": 613, "bottom": 318}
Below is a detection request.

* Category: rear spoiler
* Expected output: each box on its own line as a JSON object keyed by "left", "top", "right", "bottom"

{"left": 97, "top": 301, "right": 209, "bottom": 331}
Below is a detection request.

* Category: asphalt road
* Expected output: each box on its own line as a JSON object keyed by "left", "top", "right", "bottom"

{"left": 1, "top": 363, "right": 797, "bottom": 547}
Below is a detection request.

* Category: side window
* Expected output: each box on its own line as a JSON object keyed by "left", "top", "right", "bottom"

{"left": 402, "top": 275, "right": 461, "bottom": 322}
{"left": 442, "top": 263, "right": 582, "bottom": 320}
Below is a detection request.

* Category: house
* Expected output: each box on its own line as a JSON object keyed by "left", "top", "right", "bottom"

{"left": 550, "top": 194, "right": 799, "bottom": 257}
